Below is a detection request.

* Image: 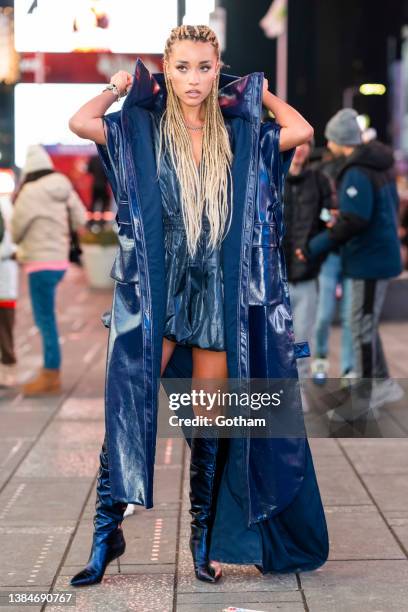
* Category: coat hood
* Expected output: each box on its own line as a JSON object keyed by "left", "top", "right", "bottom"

{"left": 37, "top": 172, "right": 72, "bottom": 202}
{"left": 123, "top": 57, "right": 263, "bottom": 124}
{"left": 340, "top": 140, "right": 395, "bottom": 176}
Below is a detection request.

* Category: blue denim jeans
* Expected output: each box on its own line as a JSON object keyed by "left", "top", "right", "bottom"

{"left": 28, "top": 270, "right": 66, "bottom": 369}
{"left": 289, "top": 279, "right": 318, "bottom": 378}
{"left": 314, "top": 253, "right": 354, "bottom": 375}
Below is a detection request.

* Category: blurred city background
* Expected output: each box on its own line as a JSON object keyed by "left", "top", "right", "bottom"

{"left": 0, "top": 1, "right": 408, "bottom": 611}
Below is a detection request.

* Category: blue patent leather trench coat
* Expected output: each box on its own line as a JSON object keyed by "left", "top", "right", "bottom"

{"left": 97, "top": 58, "right": 329, "bottom": 572}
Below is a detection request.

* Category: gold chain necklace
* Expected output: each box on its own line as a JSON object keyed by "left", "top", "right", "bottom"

{"left": 185, "top": 124, "right": 204, "bottom": 131}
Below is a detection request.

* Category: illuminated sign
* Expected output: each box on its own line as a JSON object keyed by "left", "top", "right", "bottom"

{"left": 15, "top": 0, "right": 177, "bottom": 54}
{"left": 14, "top": 83, "right": 126, "bottom": 167}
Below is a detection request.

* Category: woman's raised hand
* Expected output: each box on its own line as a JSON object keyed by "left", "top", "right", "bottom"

{"left": 110, "top": 71, "right": 133, "bottom": 97}
{"left": 69, "top": 69, "right": 134, "bottom": 145}
{"left": 261, "top": 76, "right": 314, "bottom": 151}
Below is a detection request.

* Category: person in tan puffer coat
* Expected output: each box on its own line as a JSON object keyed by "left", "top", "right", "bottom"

{"left": 12, "top": 145, "right": 87, "bottom": 396}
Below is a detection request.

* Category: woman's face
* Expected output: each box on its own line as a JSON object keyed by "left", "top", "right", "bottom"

{"left": 165, "top": 40, "right": 219, "bottom": 108}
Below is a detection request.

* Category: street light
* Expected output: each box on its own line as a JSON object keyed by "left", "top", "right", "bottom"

{"left": 359, "top": 83, "right": 387, "bottom": 96}
{"left": 343, "top": 83, "right": 387, "bottom": 108}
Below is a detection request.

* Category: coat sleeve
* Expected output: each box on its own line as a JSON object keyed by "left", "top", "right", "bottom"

{"left": 316, "top": 169, "right": 334, "bottom": 212}
{"left": 95, "top": 110, "right": 139, "bottom": 287}
{"left": 96, "top": 110, "right": 127, "bottom": 205}
{"left": 67, "top": 189, "right": 88, "bottom": 230}
{"left": 11, "top": 188, "right": 37, "bottom": 244}
{"left": 269, "top": 121, "right": 296, "bottom": 202}
{"left": 248, "top": 121, "right": 295, "bottom": 306}
{"left": 308, "top": 167, "right": 373, "bottom": 258}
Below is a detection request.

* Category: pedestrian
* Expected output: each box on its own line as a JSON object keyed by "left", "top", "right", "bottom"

{"left": 312, "top": 252, "right": 355, "bottom": 383}
{"left": 0, "top": 206, "right": 4, "bottom": 241}
{"left": 297, "top": 109, "right": 403, "bottom": 419}
{"left": 87, "top": 155, "right": 111, "bottom": 215}
{"left": 11, "top": 145, "right": 87, "bottom": 396}
{"left": 0, "top": 195, "right": 18, "bottom": 386}
{"left": 283, "top": 136, "right": 332, "bottom": 406}
{"left": 69, "top": 25, "right": 329, "bottom": 586}
{"left": 311, "top": 152, "right": 355, "bottom": 384}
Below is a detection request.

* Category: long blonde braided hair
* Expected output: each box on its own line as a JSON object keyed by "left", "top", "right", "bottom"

{"left": 159, "top": 25, "right": 233, "bottom": 258}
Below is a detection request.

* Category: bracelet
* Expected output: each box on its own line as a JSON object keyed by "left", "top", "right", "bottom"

{"left": 102, "top": 83, "right": 125, "bottom": 100}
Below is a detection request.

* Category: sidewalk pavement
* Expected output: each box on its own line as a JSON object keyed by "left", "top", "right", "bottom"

{"left": 0, "top": 266, "right": 407, "bottom": 612}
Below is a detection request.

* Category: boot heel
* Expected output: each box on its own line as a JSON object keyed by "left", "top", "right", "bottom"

{"left": 106, "top": 538, "right": 126, "bottom": 565}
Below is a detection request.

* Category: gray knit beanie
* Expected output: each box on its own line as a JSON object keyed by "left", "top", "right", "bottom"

{"left": 324, "top": 109, "right": 362, "bottom": 146}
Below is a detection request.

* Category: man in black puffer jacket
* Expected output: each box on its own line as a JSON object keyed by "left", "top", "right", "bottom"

{"left": 283, "top": 138, "right": 333, "bottom": 388}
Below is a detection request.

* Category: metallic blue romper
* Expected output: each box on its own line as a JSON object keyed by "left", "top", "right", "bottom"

{"left": 151, "top": 113, "right": 227, "bottom": 351}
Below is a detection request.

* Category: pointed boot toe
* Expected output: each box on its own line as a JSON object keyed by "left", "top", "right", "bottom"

{"left": 70, "top": 567, "right": 102, "bottom": 587}
{"left": 70, "top": 527, "right": 126, "bottom": 587}
{"left": 194, "top": 564, "right": 218, "bottom": 583}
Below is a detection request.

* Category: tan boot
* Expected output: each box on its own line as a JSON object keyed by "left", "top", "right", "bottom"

{"left": 22, "top": 368, "right": 62, "bottom": 397}
{"left": 0, "top": 364, "right": 17, "bottom": 387}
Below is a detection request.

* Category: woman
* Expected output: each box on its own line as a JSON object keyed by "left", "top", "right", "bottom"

{"left": 69, "top": 25, "right": 329, "bottom": 586}
{"left": 0, "top": 192, "right": 18, "bottom": 386}
{"left": 12, "top": 145, "right": 87, "bottom": 396}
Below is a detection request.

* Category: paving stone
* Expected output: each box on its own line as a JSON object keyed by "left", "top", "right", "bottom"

{"left": 153, "top": 465, "right": 183, "bottom": 505}
{"left": 0, "top": 438, "right": 33, "bottom": 471}
{"left": 177, "top": 564, "right": 298, "bottom": 595}
{"left": 29, "top": 421, "right": 106, "bottom": 450}
{"left": 177, "top": 590, "right": 303, "bottom": 604}
{"left": 0, "top": 526, "right": 73, "bottom": 588}
{"left": 300, "top": 559, "right": 408, "bottom": 612}
{"left": 338, "top": 439, "right": 408, "bottom": 475}
{"left": 14, "top": 446, "right": 101, "bottom": 479}
{"left": 55, "top": 397, "right": 105, "bottom": 421}
{"left": 309, "top": 438, "right": 343, "bottom": 459}
{"left": 389, "top": 525, "right": 408, "bottom": 553}
{"left": 312, "top": 451, "right": 351, "bottom": 470}
{"left": 155, "top": 437, "right": 185, "bottom": 466}
{"left": 324, "top": 505, "right": 405, "bottom": 560}
{"left": 52, "top": 573, "right": 174, "bottom": 612}
{"left": 176, "top": 603, "right": 305, "bottom": 612}
{"left": 361, "top": 473, "right": 408, "bottom": 512}
{"left": 315, "top": 465, "right": 372, "bottom": 507}
{"left": 0, "top": 411, "right": 52, "bottom": 439}
{"left": 0, "top": 478, "right": 92, "bottom": 525}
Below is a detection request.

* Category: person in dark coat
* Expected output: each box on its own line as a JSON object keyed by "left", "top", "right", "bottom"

{"left": 311, "top": 152, "right": 356, "bottom": 384}
{"left": 87, "top": 155, "right": 111, "bottom": 214}
{"left": 283, "top": 137, "right": 332, "bottom": 391}
{"left": 298, "top": 109, "right": 403, "bottom": 420}
{"left": 68, "top": 25, "right": 329, "bottom": 586}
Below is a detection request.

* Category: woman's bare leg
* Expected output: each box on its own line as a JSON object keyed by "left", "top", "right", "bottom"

{"left": 191, "top": 347, "right": 228, "bottom": 580}
{"left": 160, "top": 337, "right": 177, "bottom": 376}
